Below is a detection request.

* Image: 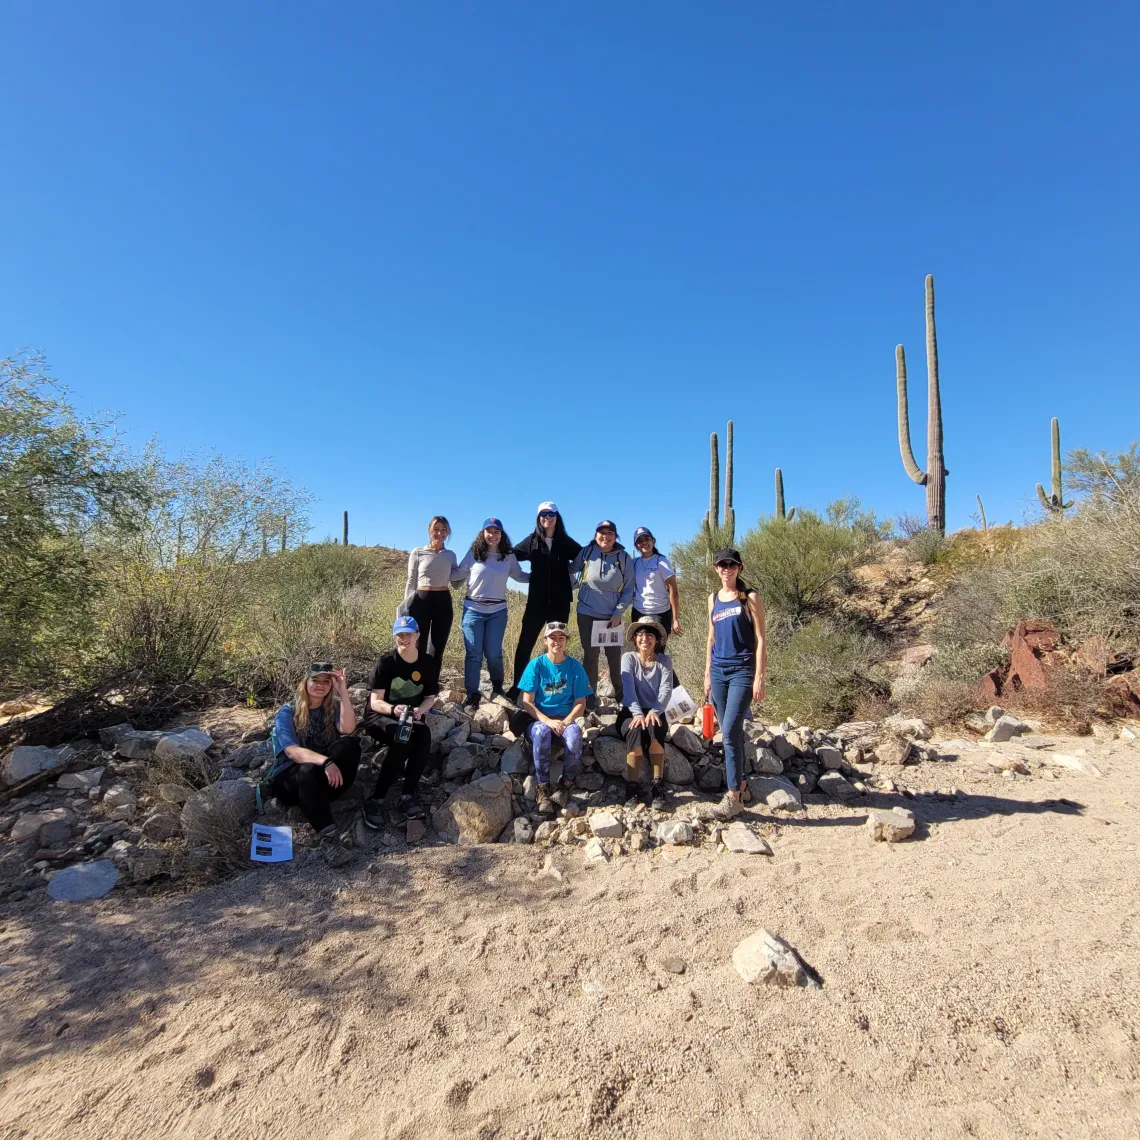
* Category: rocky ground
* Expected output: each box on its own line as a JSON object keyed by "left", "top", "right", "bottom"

{"left": 0, "top": 691, "right": 1137, "bottom": 1137}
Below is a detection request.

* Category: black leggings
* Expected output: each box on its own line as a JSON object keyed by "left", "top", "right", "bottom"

{"left": 407, "top": 590, "right": 453, "bottom": 664}
{"left": 577, "top": 612, "right": 623, "bottom": 700}
{"left": 366, "top": 718, "right": 431, "bottom": 798}
{"left": 270, "top": 736, "right": 361, "bottom": 834}
{"left": 616, "top": 707, "right": 667, "bottom": 782}
{"left": 512, "top": 602, "right": 571, "bottom": 689}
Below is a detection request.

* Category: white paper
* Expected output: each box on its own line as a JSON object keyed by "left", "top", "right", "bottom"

{"left": 591, "top": 620, "right": 624, "bottom": 648}
{"left": 250, "top": 824, "right": 293, "bottom": 863}
{"left": 665, "top": 685, "right": 697, "bottom": 725}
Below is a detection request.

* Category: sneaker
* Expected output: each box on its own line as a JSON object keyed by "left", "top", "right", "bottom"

{"left": 397, "top": 793, "right": 425, "bottom": 820}
{"left": 557, "top": 776, "right": 576, "bottom": 793}
{"left": 317, "top": 825, "right": 353, "bottom": 868}
{"left": 649, "top": 782, "right": 669, "bottom": 811}
{"left": 463, "top": 691, "right": 482, "bottom": 710}
{"left": 490, "top": 684, "right": 508, "bottom": 702}
{"left": 535, "top": 782, "right": 556, "bottom": 817}
{"left": 712, "top": 793, "right": 745, "bottom": 821}
{"left": 362, "top": 799, "right": 386, "bottom": 831}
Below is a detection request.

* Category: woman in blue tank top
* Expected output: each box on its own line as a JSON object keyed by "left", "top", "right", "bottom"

{"left": 704, "top": 547, "right": 767, "bottom": 819}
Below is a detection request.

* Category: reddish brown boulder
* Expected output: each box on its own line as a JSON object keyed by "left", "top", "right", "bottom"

{"left": 982, "top": 668, "right": 1004, "bottom": 699}
{"left": 1103, "top": 672, "right": 1140, "bottom": 718}
{"left": 1075, "top": 636, "right": 1110, "bottom": 678}
{"left": 1005, "top": 620, "right": 1060, "bottom": 691}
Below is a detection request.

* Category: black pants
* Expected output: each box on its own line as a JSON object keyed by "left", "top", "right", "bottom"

{"left": 577, "top": 612, "right": 623, "bottom": 701}
{"left": 407, "top": 590, "right": 453, "bottom": 664}
{"left": 366, "top": 717, "right": 431, "bottom": 798}
{"left": 511, "top": 601, "right": 571, "bottom": 689}
{"left": 270, "top": 736, "right": 361, "bottom": 834}
{"left": 616, "top": 707, "right": 666, "bottom": 782}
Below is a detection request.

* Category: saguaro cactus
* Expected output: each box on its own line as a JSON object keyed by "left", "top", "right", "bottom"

{"left": 343, "top": 510, "right": 349, "bottom": 546}
{"left": 1036, "top": 417, "right": 1073, "bottom": 514}
{"left": 723, "top": 421, "right": 735, "bottom": 541}
{"left": 280, "top": 515, "right": 287, "bottom": 553}
{"left": 896, "top": 274, "right": 948, "bottom": 535}
{"left": 706, "top": 432, "right": 720, "bottom": 533}
{"left": 775, "top": 468, "right": 796, "bottom": 521}
{"left": 976, "top": 494, "right": 988, "bottom": 532}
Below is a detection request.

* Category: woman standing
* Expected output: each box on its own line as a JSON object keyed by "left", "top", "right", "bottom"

{"left": 509, "top": 502, "right": 581, "bottom": 698}
{"left": 403, "top": 515, "right": 457, "bottom": 664}
{"left": 618, "top": 616, "right": 673, "bottom": 809}
{"left": 453, "top": 518, "right": 529, "bottom": 709}
{"left": 571, "top": 520, "right": 635, "bottom": 709}
{"left": 704, "top": 547, "right": 766, "bottom": 820}
{"left": 630, "top": 526, "right": 681, "bottom": 636}
{"left": 268, "top": 662, "right": 359, "bottom": 866}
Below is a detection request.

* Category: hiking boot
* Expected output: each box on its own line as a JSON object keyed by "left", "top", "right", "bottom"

{"left": 362, "top": 799, "right": 386, "bottom": 831}
{"left": 463, "top": 691, "right": 482, "bottom": 710}
{"left": 397, "top": 793, "right": 424, "bottom": 820}
{"left": 711, "top": 793, "right": 745, "bottom": 821}
{"left": 535, "top": 782, "right": 556, "bottom": 817}
{"left": 647, "top": 782, "right": 669, "bottom": 811}
{"left": 317, "top": 825, "right": 353, "bottom": 868}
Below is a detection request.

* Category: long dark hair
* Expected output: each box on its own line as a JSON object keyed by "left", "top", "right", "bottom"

{"left": 471, "top": 524, "right": 514, "bottom": 562}
{"left": 533, "top": 511, "right": 569, "bottom": 543}
{"left": 712, "top": 564, "right": 755, "bottom": 603}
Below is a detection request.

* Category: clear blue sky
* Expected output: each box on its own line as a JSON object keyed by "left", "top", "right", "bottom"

{"left": 3, "top": 1, "right": 1137, "bottom": 554}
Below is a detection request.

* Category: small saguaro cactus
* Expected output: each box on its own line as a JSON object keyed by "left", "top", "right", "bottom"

{"left": 723, "top": 421, "right": 736, "bottom": 541}
{"left": 1036, "top": 417, "right": 1074, "bottom": 515}
{"left": 896, "top": 274, "right": 948, "bottom": 535}
{"left": 280, "top": 515, "right": 287, "bottom": 553}
{"left": 343, "top": 510, "right": 349, "bottom": 546}
{"left": 775, "top": 468, "right": 796, "bottom": 521}
{"left": 976, "top": 494, "right": 988, "bottom": 532}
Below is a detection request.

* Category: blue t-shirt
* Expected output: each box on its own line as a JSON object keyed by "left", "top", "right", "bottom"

{"left": 518, "top": 654, "right": 592, "bottom": 718}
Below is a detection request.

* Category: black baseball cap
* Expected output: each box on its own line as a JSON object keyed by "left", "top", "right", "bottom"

{"left": 594, "top": 519, "right": 618, "bottom": 534}
{"left": 713, "top": 548, "right": 743, "bottom": 567}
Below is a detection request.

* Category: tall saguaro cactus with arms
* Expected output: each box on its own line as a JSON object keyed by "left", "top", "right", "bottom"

{"left": 775, "top": 468, "right": 796, "bottom": 522}
{"left": 1036, "top": 417, "right": 1073, "bottom": 515}
{"left": 896, "top": 274, "right": 948, "bottom": 535}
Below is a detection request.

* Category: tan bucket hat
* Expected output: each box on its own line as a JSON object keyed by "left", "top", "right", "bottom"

{"left": 625, "top": 615, "right": 668, "bottom": 646}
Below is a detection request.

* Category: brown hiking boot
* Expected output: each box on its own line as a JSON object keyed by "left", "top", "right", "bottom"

{"left": 536, "top": 782, "right": 556, "bottom": 817}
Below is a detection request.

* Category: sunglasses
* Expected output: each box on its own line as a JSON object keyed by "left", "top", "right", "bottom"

{"left": 715, "top": 561, "right": 740, "bottom": 570}
{"left": 538, "top": 511, "right": 557, "bottom": 518}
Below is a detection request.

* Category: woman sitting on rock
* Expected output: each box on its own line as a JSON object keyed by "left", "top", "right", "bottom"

{"left": 704, "top": 547, "right": 767, "bottom": 820}
{"left": 361, "top": 615, "right": 440, "bottom": 830}
{"left": 618, "top": 616, "right": 673, "bottom": 809}
{"left": 269, "top": 662, "right": 359, "bottom": 866}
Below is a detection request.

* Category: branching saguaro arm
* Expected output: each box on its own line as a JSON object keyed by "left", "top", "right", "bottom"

{"left": 1036, "top": 417, "right": 1074, "bottom": 514}
{"left": 723, "top": 421, "right": 735, "bottom": 541}
{"left": 895, "top": 273, "right": 948, "bottom": 534}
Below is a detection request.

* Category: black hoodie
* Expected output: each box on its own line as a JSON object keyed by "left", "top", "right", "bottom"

{"left": 513, "top": 530, "right": 582, "bottom": 612}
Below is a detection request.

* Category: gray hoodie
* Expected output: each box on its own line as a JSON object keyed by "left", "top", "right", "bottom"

{"left": 571, "top": 542, "right": 635, "bottom": 619}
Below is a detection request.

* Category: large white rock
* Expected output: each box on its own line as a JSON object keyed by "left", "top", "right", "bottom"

{"left": 746, "top": 775, "right": 802, "bottom": 811}
{"left": 656, "top": 820, "right": 693, "bottom": 845}
{"left": 3, "top": 745, "right": 64, "bottom": 786}
{"left": 722, "top": 823, "right": 772, "bottom": 855}
{"left": 154, "top": 727, "right": 213, "bottom": 763}
{"left": 732, "top": 928, "right": 820, "bottom": 989}
{"left": 432, "top": 773, "right": 513, "bottom": 844}
{"left": 866, "top": 807, "right": 916, "bottom": 842}
{"left": 589, "top": 811, "right": 623, "bottom": 838}
{"left": 985, "top": 714, "right": 1031, "bottom": 743}
{"left": 584, "top": 836, "right": 609, "bottom": 862}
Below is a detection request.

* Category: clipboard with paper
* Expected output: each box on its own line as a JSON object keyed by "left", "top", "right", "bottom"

{"left": 590, "top": 620, "right": 624, "bottom": 648}
{"left": 664, "top": 685, "right": 697, "bottom": 725}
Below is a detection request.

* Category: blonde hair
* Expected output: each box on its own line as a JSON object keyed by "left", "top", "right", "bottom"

{"left": 428, "top": 515, "right": 451, "bottom": 539}
{"left": 291, "top": 675, "right": 338, "bottom": 748}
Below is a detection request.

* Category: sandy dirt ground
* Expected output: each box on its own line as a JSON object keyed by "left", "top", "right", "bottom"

{"left": 0, "top": 733, "right": 1137, "bottom": 1140}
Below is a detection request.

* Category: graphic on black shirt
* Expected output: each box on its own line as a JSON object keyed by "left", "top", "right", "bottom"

{"left": 368, "top": 653, "right": 439, "bottom": 709}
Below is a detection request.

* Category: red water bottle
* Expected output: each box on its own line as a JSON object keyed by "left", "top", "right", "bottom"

{"left": 702, "top": 702, "right": 716, "bottom": 739}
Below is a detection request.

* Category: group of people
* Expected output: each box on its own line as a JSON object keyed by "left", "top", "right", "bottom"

{"left": 267, "top": 502, "right": 766, "bottom": 866}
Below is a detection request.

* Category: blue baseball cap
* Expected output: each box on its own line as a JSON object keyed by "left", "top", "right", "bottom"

{"left": 392, "top": 615, "right": 420, "bottom": 635}
{"left": 594, "top": 519, "right": 618, "bottom": 534}
{"left": 633, "top": 526, "right": 654, "bottom": 543}
{"left": 482, "top": 517, "right": 504, "bottom": 530}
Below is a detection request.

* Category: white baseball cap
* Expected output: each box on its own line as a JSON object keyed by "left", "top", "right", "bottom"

{"left": 537, "top": 501, "right": 559, "bottom": 514}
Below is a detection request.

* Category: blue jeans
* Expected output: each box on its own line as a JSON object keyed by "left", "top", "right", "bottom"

{"left": 461, "top": 606, "right": 509, "bottom": 694}
{"left": 710, "top": 660, "right": 754, "bottom": 792}
{"left": 527, "top": 721, "right": 583, "bottom": 785}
